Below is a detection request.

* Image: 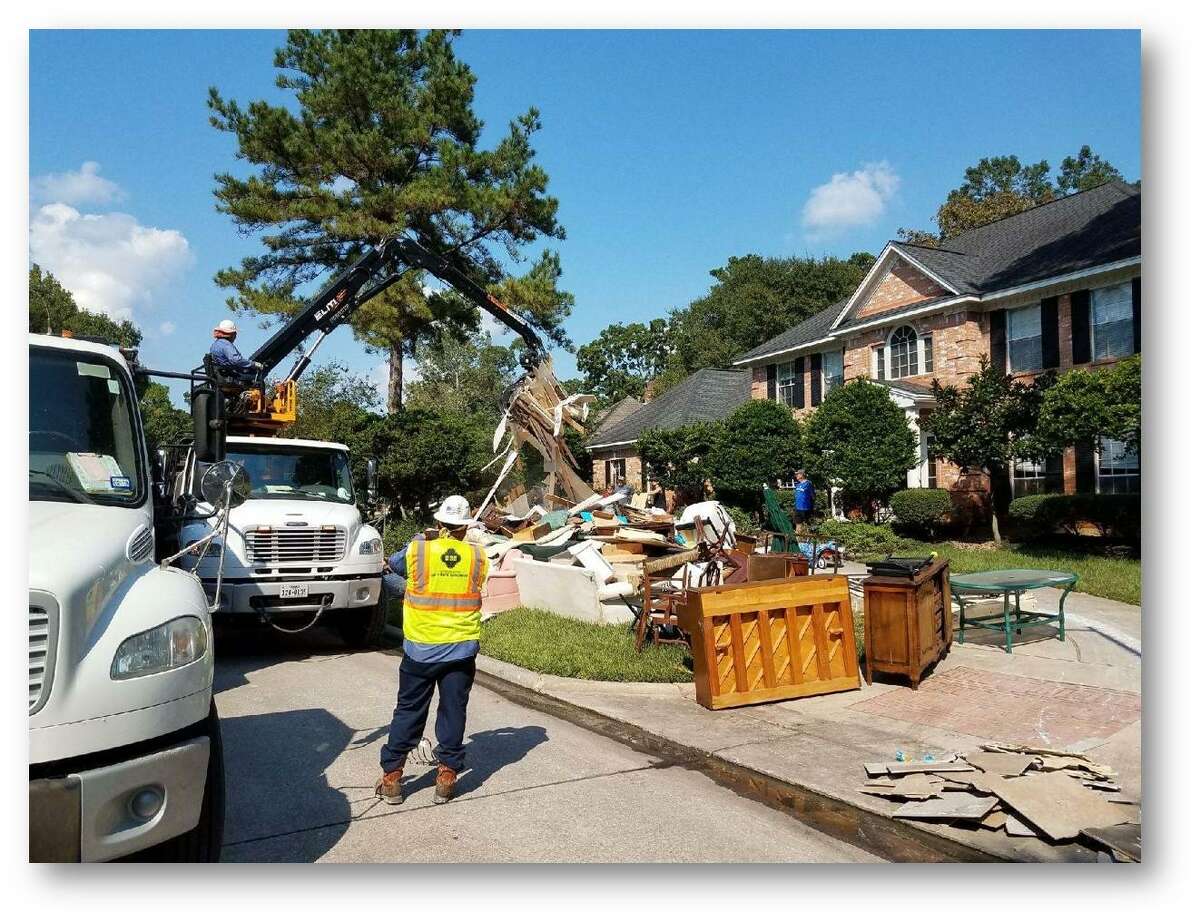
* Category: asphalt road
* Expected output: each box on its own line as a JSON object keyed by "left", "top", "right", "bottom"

{"left": 213, "top": 626, "right": 880, "bottom": 863}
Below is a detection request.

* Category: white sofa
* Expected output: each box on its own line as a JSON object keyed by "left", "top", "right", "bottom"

{"left": 512, "top": 557, "right": 636, "bottom": 626}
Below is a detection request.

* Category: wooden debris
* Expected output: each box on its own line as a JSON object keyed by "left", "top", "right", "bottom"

{"left": 987, "top": 772, "right": 1133, "bottom": 842}
{"left": 893, "top": 792, "right": 998, "bottom": 821}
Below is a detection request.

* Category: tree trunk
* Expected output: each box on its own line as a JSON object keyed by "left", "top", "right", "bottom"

{"left": 387, "top": 342, "right": 404, "bottom": 414}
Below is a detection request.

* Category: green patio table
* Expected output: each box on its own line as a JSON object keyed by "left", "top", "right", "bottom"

{"left": 949, "top": 569, "right": 1078, "bottom": 654}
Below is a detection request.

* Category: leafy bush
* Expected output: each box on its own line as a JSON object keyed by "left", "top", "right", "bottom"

{"left": 723, "top": 504, "right": 758, "bottom": 534}
{"left": 770, "top": 487, "right": 830, "bottom": 521}
{"left": 889, "top": 488, "right": 955, "bottom": 538}
{"left": 707, "top": 400, "right": 806, "bottom": 508}
{"left": 383, "top": 517, "right": 423, "bottom": 556}
{"left": 1008, "top": 493, "right": 1140, "bottom": 542}
{"left": 812, "top": 521, "right": 924, "bottom": 559}
{"left": 636, "top": 422, "right": 721, "bottom": 503}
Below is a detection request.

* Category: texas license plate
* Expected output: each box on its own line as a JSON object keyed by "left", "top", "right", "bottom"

{"left": 279, "top": 584, "right": 309, "bottom": 599}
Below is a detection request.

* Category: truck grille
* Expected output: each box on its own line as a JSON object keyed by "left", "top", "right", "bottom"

{"left": 29, "top": 594, "right": 58, "bottom": 715}
{"left": 244, "top": 526, "right": 347, "bottom": 564}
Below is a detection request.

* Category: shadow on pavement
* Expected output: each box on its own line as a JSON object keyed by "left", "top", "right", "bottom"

{"left": 212, "top": 622, "right": 378, "bottom": 694}
{"left": 403, "top": 725, "right": 550, "bottom": 798}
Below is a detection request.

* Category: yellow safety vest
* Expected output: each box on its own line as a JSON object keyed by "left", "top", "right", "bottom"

{"left": 403, "top": 536, "right": 488, "bottom": 644}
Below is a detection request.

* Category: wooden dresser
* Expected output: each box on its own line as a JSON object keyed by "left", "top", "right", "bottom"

{"left": 862, "top": 557, "right": 952, "bottom": 689}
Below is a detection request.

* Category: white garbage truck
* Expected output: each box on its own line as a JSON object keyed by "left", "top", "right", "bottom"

{"left": 28, "top": 333, "right": 235, "bottom": 861}
{"left": 173, "top": 434, "right": 388, "bottom": 646}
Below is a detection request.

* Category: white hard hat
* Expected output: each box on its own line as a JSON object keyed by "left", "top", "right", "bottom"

{"left": 434, "top": 495, "right": 477, "bottom": 527}
{"left": 214, "top": 319, "right": 238, "bottom": 336}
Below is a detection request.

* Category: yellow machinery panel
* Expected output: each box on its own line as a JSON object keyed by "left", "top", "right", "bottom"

{"left": 228, "top": 379, "right": 298, "bottom": 435}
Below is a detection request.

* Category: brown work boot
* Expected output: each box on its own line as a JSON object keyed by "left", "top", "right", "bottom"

{"left": 433, "top": 764, "right": 457, "bottom": 804}
{"left": 374, "top": 764, "right": 405, "bottom": 805}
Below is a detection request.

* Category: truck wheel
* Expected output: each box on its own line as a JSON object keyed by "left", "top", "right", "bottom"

{"left": 136, "top": 702, "right": 226, "bottom": 862}
{"left": 338, "top": 595, "right": 391, "bottom": 649}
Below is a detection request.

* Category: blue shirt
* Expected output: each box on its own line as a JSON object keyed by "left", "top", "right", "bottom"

{"left": 388, "top": 541, "right": 480, "bottom": 664}
{"left": 209, "top": 338, "right": 256, "bottom": 374}
{"left": 794, "top": 479, "right": 815, "bottom": 512}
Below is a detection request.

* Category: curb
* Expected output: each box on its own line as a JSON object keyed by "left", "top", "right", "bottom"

{"left": 472, "top": 659, "right": 1004, "bottom": 863}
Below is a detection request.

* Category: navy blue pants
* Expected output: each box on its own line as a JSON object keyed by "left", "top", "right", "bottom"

{"left": 380, "top": 656, "right": 476, "bottom": 773}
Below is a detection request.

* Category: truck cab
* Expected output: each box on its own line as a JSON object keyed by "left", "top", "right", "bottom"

{"left": 175, "top": 435, "right": 387, "bottom": 646}
{"left": 28, "top": 334, "right": 224, "bottom": 861}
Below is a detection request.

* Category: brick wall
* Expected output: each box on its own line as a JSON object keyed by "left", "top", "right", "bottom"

{"left": 590, "top": 447, "right": 643, "bottom": 491}
{"left": 750, "top": 365, "right": 768, "bottom": 400}
{"left": 856, "top": 258, "right": 949, "bottom": 321}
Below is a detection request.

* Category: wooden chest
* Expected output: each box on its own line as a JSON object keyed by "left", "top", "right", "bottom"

{"left": 862, "top": 557, "right": 952, "bottom": 688}
{"left": 677, "top": 574, "right": 861, "bottom": 710}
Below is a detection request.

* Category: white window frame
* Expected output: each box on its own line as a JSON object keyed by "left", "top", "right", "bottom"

{"left": 1097, "top": 437, "right": 1139, "bottom": 494}
{"left": 1007, "top": 303, "right": 1043, "bottom": 373}
{"left": 1091, "top": 282, "right": 1135, "bottom": 361}
{"left": 1011, "top": 456, "right": 1047, "bottom": 498}
{"left": 880, "top": 326, "right": 933, "bottom": 380}
{"left": 822, "top": 348, "right": 844, "bottom": 396}
{"left": 776, "top": 361, "right": 796, "bottom": 407}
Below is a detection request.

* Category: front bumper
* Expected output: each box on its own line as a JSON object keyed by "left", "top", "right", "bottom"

{"left": 30, "top": 736, "right": 210, "bottom": 862}
{"left": 208, "top": 575, "right": 380, "bottom": 616}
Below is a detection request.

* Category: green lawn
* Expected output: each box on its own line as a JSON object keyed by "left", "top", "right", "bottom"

{"left": 480, "top": 607, "right": 693, "bottom": 682}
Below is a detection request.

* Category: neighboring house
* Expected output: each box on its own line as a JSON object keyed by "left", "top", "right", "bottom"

{"left": 585, "top": 368, "right": 751, "bottom": 490}
{"left": 588, "top": 395, "right": 643, "bottom": 441}
{"left": 733, "top": 180, "right": 1141, "bottom": 502}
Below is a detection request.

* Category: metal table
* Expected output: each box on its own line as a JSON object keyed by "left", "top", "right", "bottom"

{"left": 949, "top": 569, "right": 1078, "bottom": 653}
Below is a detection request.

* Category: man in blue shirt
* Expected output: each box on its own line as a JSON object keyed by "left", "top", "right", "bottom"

{"left": 793, "top": 469, "right": 815, "bottom": 528}
{"left": 208, "top": 319, "right": 262, "bottom": 383}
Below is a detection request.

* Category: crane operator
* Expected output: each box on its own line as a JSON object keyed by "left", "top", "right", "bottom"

{"left": 209, "top": 319, "right": 263, "bottom": 383}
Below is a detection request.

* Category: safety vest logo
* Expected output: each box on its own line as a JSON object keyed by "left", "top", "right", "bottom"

{"left": 440, "top": 547, "right": 462, "bottom": 568}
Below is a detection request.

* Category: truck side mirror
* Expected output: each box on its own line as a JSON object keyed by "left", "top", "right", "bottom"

{"left": 366, "top": 458, "right": 379, "bottom": 508}
{"left": 191, "top": 384, "right": 226, "bottom": 463}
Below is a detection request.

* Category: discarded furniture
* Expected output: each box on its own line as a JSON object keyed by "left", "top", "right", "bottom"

{"left": 949, "top": 569, "right": 1078, "bottom": 654}
{"left": 513, "top": 557, "right": 636, "bottom": 625}
{"left": 862, "top": 556, "right": 951, "bottom": 688}
{"left": 746, "top": 553, "right": 809, "bottom": 582}
{"left": 677, "top": 574, "right": 861, "bottom": 709}
{"left": 635, "top": 548, "right": 709, "bottom": 652}
{"left": 758, "top": 487, "right": 839, "bottom": 572}
{"left": 481, "top": 548, "right": 528, "bottom": 618}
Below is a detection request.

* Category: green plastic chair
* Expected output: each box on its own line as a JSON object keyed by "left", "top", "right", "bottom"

{"left": 762, "top": 486, "right": 802, "bottom": 554}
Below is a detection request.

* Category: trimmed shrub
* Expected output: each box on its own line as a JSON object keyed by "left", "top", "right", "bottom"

{"left": 889, "top": 488, "right": 955, "bottom": 538}
{"left": 812, "top": 521, "right": 923, "bottom": 559}
{"left": 1008, "top": 493, "right": 1140, "bottom": 542}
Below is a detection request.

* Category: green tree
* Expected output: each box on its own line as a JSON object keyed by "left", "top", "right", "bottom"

{"left": 802, "top": 378, "right": 917, "bottom": 519}
{"left": 707, "top": 400, "right": 806, "bottom": 509}
{"left": 375, "top": 406, "right": 495, "bottom": 516}
{"left": 576, "top": 319, "right": 670, "bottom": 403}
{"left": 659, "top": 252, "right": 874, "bottom": 385}
{"left": 635, "top": 422, "right": 721, "bottom": 505}
{"left": 1037, "top": 354, "right": 1140, "bottom": 454}
{"left": 405, "top": 329, "right": 520, "bottom": 418}
{"left": 926, "top": 359, "right": 1047, "bottom": 541}
{"left": 139, "top": 382, "right": 193, "bottom": 451}
{"left": 208, "top": 29, "right": 568, "bottom": 411}
{"left": 899, "top": 147, "right": 1127, "bottom": 243}
{"left": 28, "top": 264, "right": 142, "bottom": 348}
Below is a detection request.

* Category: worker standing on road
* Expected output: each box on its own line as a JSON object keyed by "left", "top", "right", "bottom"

{"left": 209, "top": 319, "right": 262, "bottom": 382}
{"left": 375, "top": 495, "right": 488, "bottom": 806}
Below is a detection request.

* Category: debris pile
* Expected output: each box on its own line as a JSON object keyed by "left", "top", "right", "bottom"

{"left": 861, "top": 743, "right": 1141, "bottom": 861}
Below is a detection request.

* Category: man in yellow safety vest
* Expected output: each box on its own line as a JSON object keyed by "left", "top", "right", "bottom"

{"left": 375, "top": 495, "right": 489, "bottom": 806}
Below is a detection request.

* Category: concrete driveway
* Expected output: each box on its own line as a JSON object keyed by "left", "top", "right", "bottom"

{"left": 213, "top": 626, "right": 879, "bottom": 863}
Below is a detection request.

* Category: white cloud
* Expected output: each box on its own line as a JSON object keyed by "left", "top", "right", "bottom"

{"left": 802, "top": 161, "right": 900, "bottom": 236}
{"left": 159, "top": 321, "right": 177, "bottom": 336}
{"left": 31, "top": 161, "right": 123, "bottom": 207}
{"left": 29, "top": 203, "right": 193, "bottom": 322}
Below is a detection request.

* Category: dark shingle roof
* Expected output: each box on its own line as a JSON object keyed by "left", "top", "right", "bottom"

{"left": 586, "top": 368, "right": 751, "bottom": 448}
{"left": 590, "top": 395, "right": 643, "bottom": 437}
{"left": 734, "top": 300, "right": 846, "bottom": 364}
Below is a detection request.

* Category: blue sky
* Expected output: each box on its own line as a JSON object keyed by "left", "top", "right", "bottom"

{"left": 29, "top": 29, "right": 1141, "bottom": 404}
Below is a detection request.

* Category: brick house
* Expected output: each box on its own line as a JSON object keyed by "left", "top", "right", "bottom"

{"left": 586, "top": 368, "right": 751, "bottom": 491}
{"left": 732, "top": 180, "right": 1141, "bottom": 504}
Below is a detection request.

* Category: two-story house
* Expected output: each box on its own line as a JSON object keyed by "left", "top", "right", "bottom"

{"left": 732, "top": 180, "right": 1141, "bottom": 503}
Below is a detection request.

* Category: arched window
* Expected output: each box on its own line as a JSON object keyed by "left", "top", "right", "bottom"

{"left": 889, "top": 326, "right": 919, "bottom": 379}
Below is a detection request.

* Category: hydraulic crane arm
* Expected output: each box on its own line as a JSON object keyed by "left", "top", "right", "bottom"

{"left": 249, "top": 235, "right": 547, "bottom": 385}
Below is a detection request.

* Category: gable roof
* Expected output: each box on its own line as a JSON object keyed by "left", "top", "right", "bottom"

{"left": 586, "top": 368, "right": 751, "bottom": 449}
{"left": 834, "top": 181, "right": 1140, "bottom": 328}
{"left": 590, "top": 395, "right": 643, "bottom": 437}
{"left": 732, "top": 300, "right": 846, "bottom": 365}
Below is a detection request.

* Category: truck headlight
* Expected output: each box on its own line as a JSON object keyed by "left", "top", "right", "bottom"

{"left": 111, "top": 616, "right": 208, "bottom": 680}
{"left": 358, "top": 537, "right": 382, "bottom": 556}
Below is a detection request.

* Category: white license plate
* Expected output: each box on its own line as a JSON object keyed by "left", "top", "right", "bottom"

{"left": 278, "top": 584, "right": 309, "bottom": 599}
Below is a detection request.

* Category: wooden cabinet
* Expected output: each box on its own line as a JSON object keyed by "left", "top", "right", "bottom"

{"left": 862, "top": 558, "right": 952, "bottom": 689}
{"left": 677, "top": 574, "right": 860, "bottom": 710}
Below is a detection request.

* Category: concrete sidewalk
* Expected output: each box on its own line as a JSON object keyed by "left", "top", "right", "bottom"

{"left": 475, "top": 588, "right": 1141, "bottom": 862}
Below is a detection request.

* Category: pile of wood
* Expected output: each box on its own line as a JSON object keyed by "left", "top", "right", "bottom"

{"left": 861, "top": 743, "right": 1141, "bottom": 861}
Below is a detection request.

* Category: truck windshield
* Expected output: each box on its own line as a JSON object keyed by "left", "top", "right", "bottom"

{"left": 224, "top": 444, "right": 355, "bottom": 504}
{"left": 28, "top": 345, "right": 144, "bottom": 507}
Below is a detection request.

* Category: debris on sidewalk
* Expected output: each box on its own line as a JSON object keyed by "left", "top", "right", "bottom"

{"left": 859, "top": 744, "right": 1141, "bottom": 860}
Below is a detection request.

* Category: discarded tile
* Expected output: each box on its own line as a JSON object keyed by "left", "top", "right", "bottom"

{"left": 863, "top": 763, "right": 890, "bottom": 777}
{"left": 1005, "top": 815, "right": 1038, "bottom": 837}
{"left": 987, "top": 772, "right": 1133, "bottom": 842}
{"left": 886, "top": 761, "right": 973, "bottom": 775}
{"left": 964, "top": 751, "right": 1036, "bottom": 777}
{"left": 893, "top": 792, "right": 998, "bottom": 821}
{"left": 1080, "top": 824, "right": 1141, "bottom": 863}
{"left": 980, "top": 810, "right": 1008, "bottom": 830}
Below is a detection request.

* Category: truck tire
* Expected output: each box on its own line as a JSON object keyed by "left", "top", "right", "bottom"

{"left": 338, "top": 595, "right": 391, "bottom": 649}
{"left": 136, "top": 702, "right": 226, "bottom": 862}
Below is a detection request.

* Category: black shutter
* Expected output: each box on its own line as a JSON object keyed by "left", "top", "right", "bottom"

{"left": 1074, "top": 442, "right": 1096, "bottom": 495}
{"left": 1041, "top": 297, "right": 1060, "bottom": 369}
{"left": 766, "top": 364, "right": 776, "bottom": 401}
{"left": 809, "top": 353, "right": 822, "bottom": 406}
{"left": 793, "top": 357, "right": 804, "bottom": 409}
{"left": 990, "top": 310, "right": 1007, "bottom": 371}
{"left": 1132, "top": 277, "right": 1141, "bottom": 353}
{"left": 1045, "top": 451, "right": 1064, "bottom": 493}
{"left": 1071, "top": 290, "right": 1092, "bottom": 365}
